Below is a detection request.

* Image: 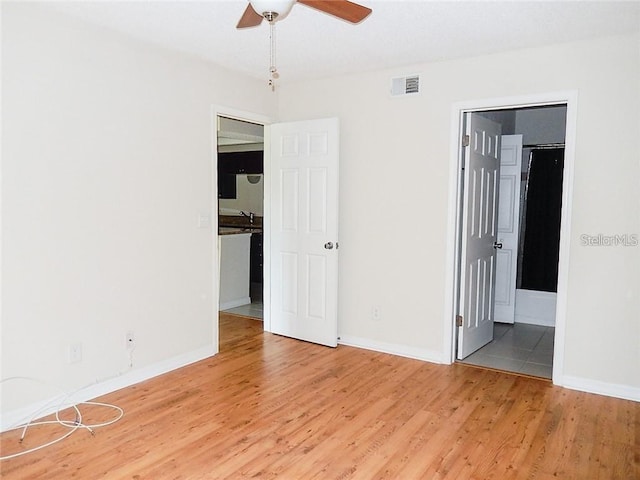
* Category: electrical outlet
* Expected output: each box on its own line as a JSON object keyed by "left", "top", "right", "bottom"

{"left": 69, "top": 343, "right": 82, "bottom": 364}
{"left": 125, "top": 331, "right": 135, "bottom": 350}
{"left": 371, "top": 306, "right": 381, "bottom": 321}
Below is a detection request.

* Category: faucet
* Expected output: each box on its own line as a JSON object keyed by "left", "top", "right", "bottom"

{"left": 240, "top": 211, "right": 254, "bottom": 224}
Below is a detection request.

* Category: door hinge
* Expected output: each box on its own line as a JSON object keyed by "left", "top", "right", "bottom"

{"left": 461, "top": 135, "right": 470, "bottom": 147}
{"left": 456, "top": 315, "right": 463, "bottom": 327}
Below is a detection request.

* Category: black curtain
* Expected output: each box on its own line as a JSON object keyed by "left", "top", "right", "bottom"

{"left": 520, "top": 148, "right": 564, "bottom": 292}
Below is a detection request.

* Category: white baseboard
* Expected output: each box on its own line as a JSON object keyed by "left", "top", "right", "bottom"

{"left": 1, "top": 345, "right": 217, "bottom": 432}
{"left": 220, "top": 297, "right": 251, "bottom": 311}
{"left": 559, "top": 375, "right": 640, "bottom": 402}
{"left": 338, "top": 334, "right": 444, "bottom": 364}
{"left": 339, "top": 336, "right": 640, "bottom": 403}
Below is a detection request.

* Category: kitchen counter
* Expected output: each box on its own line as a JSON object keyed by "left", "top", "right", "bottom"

{"left": 218, "top": 214, "right": 263, "bottom": 235}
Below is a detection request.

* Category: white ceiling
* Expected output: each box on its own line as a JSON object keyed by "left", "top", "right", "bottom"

{"left": 46, "top": 0, "right": 640, "bottom": 84}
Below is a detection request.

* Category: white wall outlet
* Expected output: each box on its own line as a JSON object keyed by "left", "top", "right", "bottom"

{"left": 371, "top": 306, "right": 381, "bottom": 321}
{"left": 69, "top": 343, "right": 82, "bottom": 364}
{"left": 125, "top": 331, "right": 135, "bottom": 350}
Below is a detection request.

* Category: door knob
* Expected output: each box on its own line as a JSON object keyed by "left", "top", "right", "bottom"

{"left": 324, "top": 242, "right": 334, "bottom": 250}
{"left": 493, "top": 242, "right": 503, "bottom": 249}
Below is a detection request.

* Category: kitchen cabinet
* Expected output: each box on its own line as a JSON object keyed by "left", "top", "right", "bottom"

{"left": 218, "top": 173, "right": 236, "bottom": 199}
{"left": 218, "top": 151, "right": 263, "bottom": 174}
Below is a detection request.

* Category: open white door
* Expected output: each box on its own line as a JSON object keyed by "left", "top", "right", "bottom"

{"left": 268, "top": 118, "right": 339, "bottom": 347}
{"left": 457, "top": 114, "right": 502, "bottom": 360}
{"left": 494, "top": 135, "right": 523, "bottom": 324}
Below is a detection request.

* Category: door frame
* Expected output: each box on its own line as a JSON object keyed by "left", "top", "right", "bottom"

{"left": 442, "top": 91, "right": 578, "bottom": 386}
{"left": 211, "top": 105, "right": 272, "bottom": 352}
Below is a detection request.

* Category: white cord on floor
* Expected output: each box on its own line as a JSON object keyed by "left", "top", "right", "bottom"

{"left": 0, "top": 377, "right": 124, "bottom": 461}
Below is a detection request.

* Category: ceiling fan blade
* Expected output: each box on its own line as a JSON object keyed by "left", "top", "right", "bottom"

{"left": 237, "top": 3, "right": 264, "bottom": 29}
{"left": 298, "top": 0, "right": 372, "bottom": 24}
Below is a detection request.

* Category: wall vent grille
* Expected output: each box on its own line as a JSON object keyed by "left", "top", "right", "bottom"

{"left": 391, "top": 74, "right": 420, "bottom": 96}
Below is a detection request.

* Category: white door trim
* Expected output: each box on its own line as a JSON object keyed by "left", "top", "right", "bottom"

{"left": 211, "top": 105, "right": 272, "bottom": 350}
{"left": 443, "top": 91, "right": 578, "bottom": 387}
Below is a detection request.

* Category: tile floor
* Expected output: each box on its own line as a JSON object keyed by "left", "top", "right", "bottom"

{"left": 222, "top": 282, "right": 264, "bottom": 319}
{"left": 460, "top": 322, "right": 554, "bottom": 379}
{"left": 223, "top": 300, "right": 263, "bottom": 319}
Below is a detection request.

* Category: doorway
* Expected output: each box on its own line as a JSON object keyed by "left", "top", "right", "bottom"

{"left": 217, "top": 115, "right": 265, "bottom": 321}
{"left": 444, "top": 92, "right": 577, "bottom": 384}
{"left": 213, "top": 108, "right": 270, "bottom": 352}
{"left": 459, "top": 106, "right": 565, "bottom": 378}
{"left": 213, "top": 110, "right": 341, "bottom": 352}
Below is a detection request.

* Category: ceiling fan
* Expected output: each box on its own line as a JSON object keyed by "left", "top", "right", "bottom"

{"left": 237, "top": 0, "right": 372, "bottom": 28}
{"left": 237, "top": 0, "right": 372, "bottom": 89}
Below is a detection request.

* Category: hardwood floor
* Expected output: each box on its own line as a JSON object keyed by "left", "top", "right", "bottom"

{"left": 1, "top": 313, "right": 638, "bottom": 479}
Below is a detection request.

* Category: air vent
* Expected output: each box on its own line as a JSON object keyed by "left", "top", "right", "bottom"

{"left": 391, "top": 74, "right": 420, "bottom": 96}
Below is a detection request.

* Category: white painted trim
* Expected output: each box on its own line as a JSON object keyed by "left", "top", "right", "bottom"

{"left": 443, "top": 110, "right": 465, "bottom": 364}
{"left": 559, "top": 375, "right": 640, "bottom": 403}
{"left": 1, "top": 345, "right": 216, "bottom": 432}
{"left": 262, "top": 122, "right": 272, "bottom": 334}
{"left": 219, "top": 297, "right": 251, "bottom": 311}
{"left": 339, "top": 335, "right": 445, "bottom": 364}
{"left": 444, "top": 91, "right": 578, "bottom": 391}
{"left": 210, "top": 106, "right": 272, "bottom": 343}
{"left": 550, "top": 92, "right": 577, "bottom": 385}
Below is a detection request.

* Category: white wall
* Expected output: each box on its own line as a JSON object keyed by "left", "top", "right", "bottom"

{"left": 277, "top": 33, "right": 640, "bottom": 396}
{"left": 1, "top": 3, "right": 276, "bottom": 416}
{"left": 516, "top": 105, "right": 567, "bottom": 145}
{"left": 218, "top": 234, "right": 251, "bottom": 310}
{"left": 2, "top": 3, "right": 638, "bottom": 419}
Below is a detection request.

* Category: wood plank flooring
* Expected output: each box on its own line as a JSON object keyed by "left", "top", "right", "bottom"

{"left": 1, "top": 313, "right": 638, "bottom": 479}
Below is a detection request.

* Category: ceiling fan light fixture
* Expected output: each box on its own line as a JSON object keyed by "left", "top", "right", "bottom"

{"left": 250, "top": 0, "right": 296, "bottom": 21}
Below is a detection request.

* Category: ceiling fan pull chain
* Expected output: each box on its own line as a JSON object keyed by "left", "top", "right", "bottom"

{"left": 269, "top": 21, "right": 279, "bottom": 91}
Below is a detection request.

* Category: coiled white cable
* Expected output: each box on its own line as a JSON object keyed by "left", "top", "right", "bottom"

{"left": 0, "top": 377, "right": 124, "bottom": 461}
